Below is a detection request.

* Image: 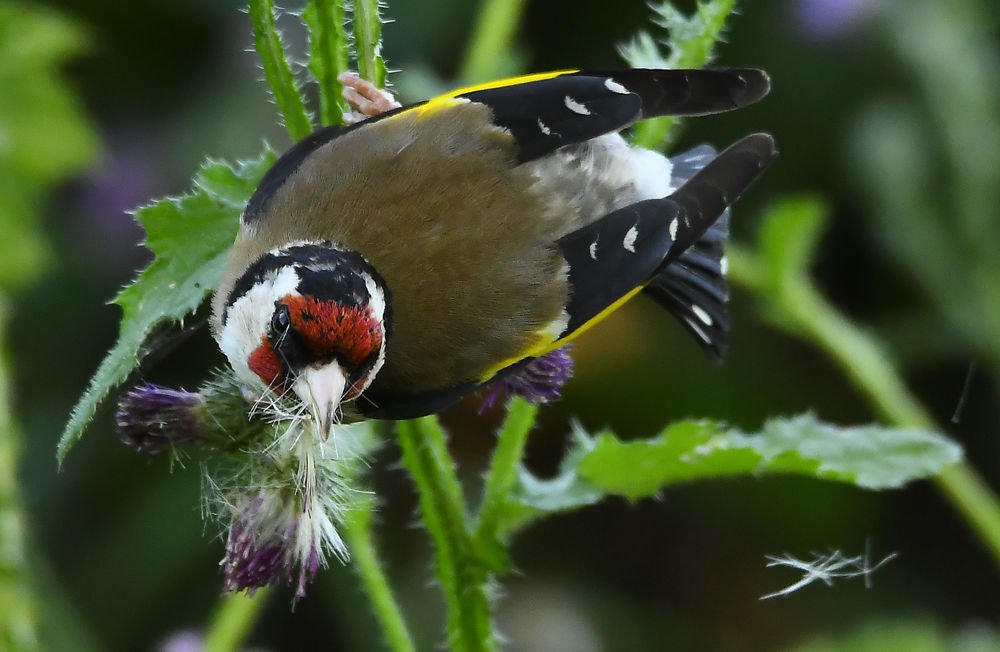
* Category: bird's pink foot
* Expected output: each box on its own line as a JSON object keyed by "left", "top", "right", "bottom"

{"left": 338, "top": 71, "right": 401, "bottom": 124}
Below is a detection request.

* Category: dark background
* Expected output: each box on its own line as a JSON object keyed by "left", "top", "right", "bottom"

{"left": 10, "top": 0, "right": 1000, "bottom": 650}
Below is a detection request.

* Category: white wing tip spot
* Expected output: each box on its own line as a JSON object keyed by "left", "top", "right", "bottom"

{"left": 669, "top": 218, "right": 679, "bottom": 240}
{"left": 564, "top": 96, "right": 591, "bottom": 115}
{"left": 691, "top": 304, "right": 713, "bottom": 326}
{"left": 623, "top": 225, "right": 638, "bottom": 253}
{"left": 589, "top": 238, "right": 599, "bottom": 260}
{"left": 604, "top": 78, "right": 629, "bottom": 95}
{"left": 720, "top": 256, "right": 729, "bottom": 275}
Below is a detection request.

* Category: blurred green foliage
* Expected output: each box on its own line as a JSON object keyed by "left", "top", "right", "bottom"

{"left": 0, "top": 2, "right": 97, "bottom": 649}
{"left": 784, "top": 621, "right": 1000, "bottom": 652}
{"left": 2, "top": 0, "right": 1000, "bottom": 650}
{"left": 0, "top": 1, "right": 96, "bottom": 289}
{"left": 849, "top": 0, "right": 1000, "bottom": 374}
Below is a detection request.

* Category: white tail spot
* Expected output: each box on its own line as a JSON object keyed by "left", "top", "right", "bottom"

{"left": 589, "top": 237, "right": 599, "bottom": 260}
{"left": 685, "top": 318, "right": 712, "bottom": 343}
{"left": 691, "top": 304, "right": 713, "bottom": 326}
{"left": 669, "top": 218, "right": 679, "bottom": 240}
{"left": 537, "top": 118, "right": 551, "bottom": 135}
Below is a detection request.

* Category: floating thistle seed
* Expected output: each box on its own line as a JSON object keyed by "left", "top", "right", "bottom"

{"left": 116, "top": 384, "right": 206, "bottom": 455}
{"left": 482, "top": 345, "right": 575, "bottom": 410}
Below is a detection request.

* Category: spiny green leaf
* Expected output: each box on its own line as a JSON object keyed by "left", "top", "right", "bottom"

{"left": 619, "top": 0, "right": 737, "bottom": 150}
{"left": 497, "top": 414, "right": 962, "bottom": 536}
{"left": 58, "top": 151, "right": 277, "bottom": 463}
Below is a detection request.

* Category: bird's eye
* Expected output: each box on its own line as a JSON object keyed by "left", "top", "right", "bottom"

{"left": 272, "top": 304, "right": 291, "bottom": 332}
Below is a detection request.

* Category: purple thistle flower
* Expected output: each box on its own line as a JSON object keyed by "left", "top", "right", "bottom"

{"left": 482, "top": 345, "right": 575, "bottom": 411}
{"left": 222, "top": 491, "right": 332, "bottom": 597}
{"left": 116, "top": 384, "right": 206, "bottom": 455}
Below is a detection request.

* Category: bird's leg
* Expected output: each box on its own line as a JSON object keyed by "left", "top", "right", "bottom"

{"left": 338, "top": 71, "right": 402, "bottom": 124}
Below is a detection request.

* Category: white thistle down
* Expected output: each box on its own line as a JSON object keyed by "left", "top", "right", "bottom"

{"left": 760, "top": 544, "right": 898, "bottom": 600}
{"left": 205, "top": 383, "right": 375, "bottom": 597}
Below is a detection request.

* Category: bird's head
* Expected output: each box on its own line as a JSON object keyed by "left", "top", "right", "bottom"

{"left": 217, "top": 242, "right": 391, "bottom": 434}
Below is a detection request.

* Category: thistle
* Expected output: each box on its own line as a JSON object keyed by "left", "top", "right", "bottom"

{"left": 482, "top": 345, "right": 575, "bottom": 410}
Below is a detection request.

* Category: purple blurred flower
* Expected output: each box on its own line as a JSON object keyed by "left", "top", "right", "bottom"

{"left": 116, "top": 384, "right": 206, "bottom": 455}
{"left": 222, "top": 491, "right": 328, "bottom": 598}
{"left": 797, "top": 0, "right": 879, "bottom": 37}
{"left": 156, "top": 630, "right": 204, "bottom": 652}
{"left": 482, "top": 345, "right": 575, "bottom": 410}
{"left": 72, "top": 125, "right": 165, "bottom": 271}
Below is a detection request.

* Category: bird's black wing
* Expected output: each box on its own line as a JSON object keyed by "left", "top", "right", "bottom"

{"left": 554, "top": 133, "right": 777, "bottom": 345}
{"left": 242, "top": 69, "right": 770, "bottom": 222}
{"left": 457, "top": 68, "right": 770, "bottom": 163}
{"left": 643, "top": 211, "right": 731, "bottom": 363}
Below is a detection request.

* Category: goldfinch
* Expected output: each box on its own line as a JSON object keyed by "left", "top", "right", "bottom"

{"left": 211, "top": 68, "right": 777, "bottom": 431}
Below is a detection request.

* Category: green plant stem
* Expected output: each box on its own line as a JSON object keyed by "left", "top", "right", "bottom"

{"left": 396, "top": 417, "right": 494, "bottom": 652}
{"left": 460, "top": 0, "right": 530, "bottom": 83}
{"left": 727, "top": 240, "right": 1000, "bottom": 569}
{"left": 0, "top": 305, "right": 39, "bottom": 651}
{"left": 353, "top": 0, "right": 386, "bottom": 87}
{"left": 343, "top": 505, "right": 417, "bottom": 652}
{"left": 203, "top": 588, "right": 271, "bottom": 652}
{"left": 474, "top": 398, "right": 537, "bottom": 546}
{"left": 248, "top": 0, "right": 313, "bottom": 140}
{"left": 305, "top": 0, "right": 350, "bottom": 125}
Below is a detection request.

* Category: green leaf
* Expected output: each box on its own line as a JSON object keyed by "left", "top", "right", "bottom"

{"left": 497, "top": 414, "right": 962, "bottom": 536}
{"left": 248, "top": 0, "right": 313, "bottom": 140}
{"left": 618, "top": 0, "right": 737, "bottom": 150}
{"left": 495, "top": 426, "right": 604, "bottom": 538}
{"left": 303, "top": 0, "right": 350, "bottom": 126}
{"left": 58, "top": 151, "right": 277, "bottom": 463}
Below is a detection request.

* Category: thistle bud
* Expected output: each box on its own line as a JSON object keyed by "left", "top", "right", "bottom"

{"left": 482, "top": 345, "right": 575, "bottom": 410}
{"left": 116, "top": 384, "right": 206, "bottom": 455}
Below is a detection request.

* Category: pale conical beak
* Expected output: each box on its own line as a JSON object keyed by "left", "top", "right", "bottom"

{"left": 293, "top": 362, "right": 347, "bottom": 438}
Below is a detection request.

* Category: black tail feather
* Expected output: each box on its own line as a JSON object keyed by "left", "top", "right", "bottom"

{"left": 642, "top": 134, "right": 776, "bottom": 362}
{"left": 644, "top": 212, "right": 730, "bottom": 363}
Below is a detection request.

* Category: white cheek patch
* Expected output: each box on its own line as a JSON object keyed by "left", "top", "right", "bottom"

{"left": 219, "top": 265, "right": 302, "bottom": 390}
{"left": 361, "top": 272, "right": 386, "bottom": 325}
{"left": 356, "top": 271, "right": 388, "bottom": 395}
